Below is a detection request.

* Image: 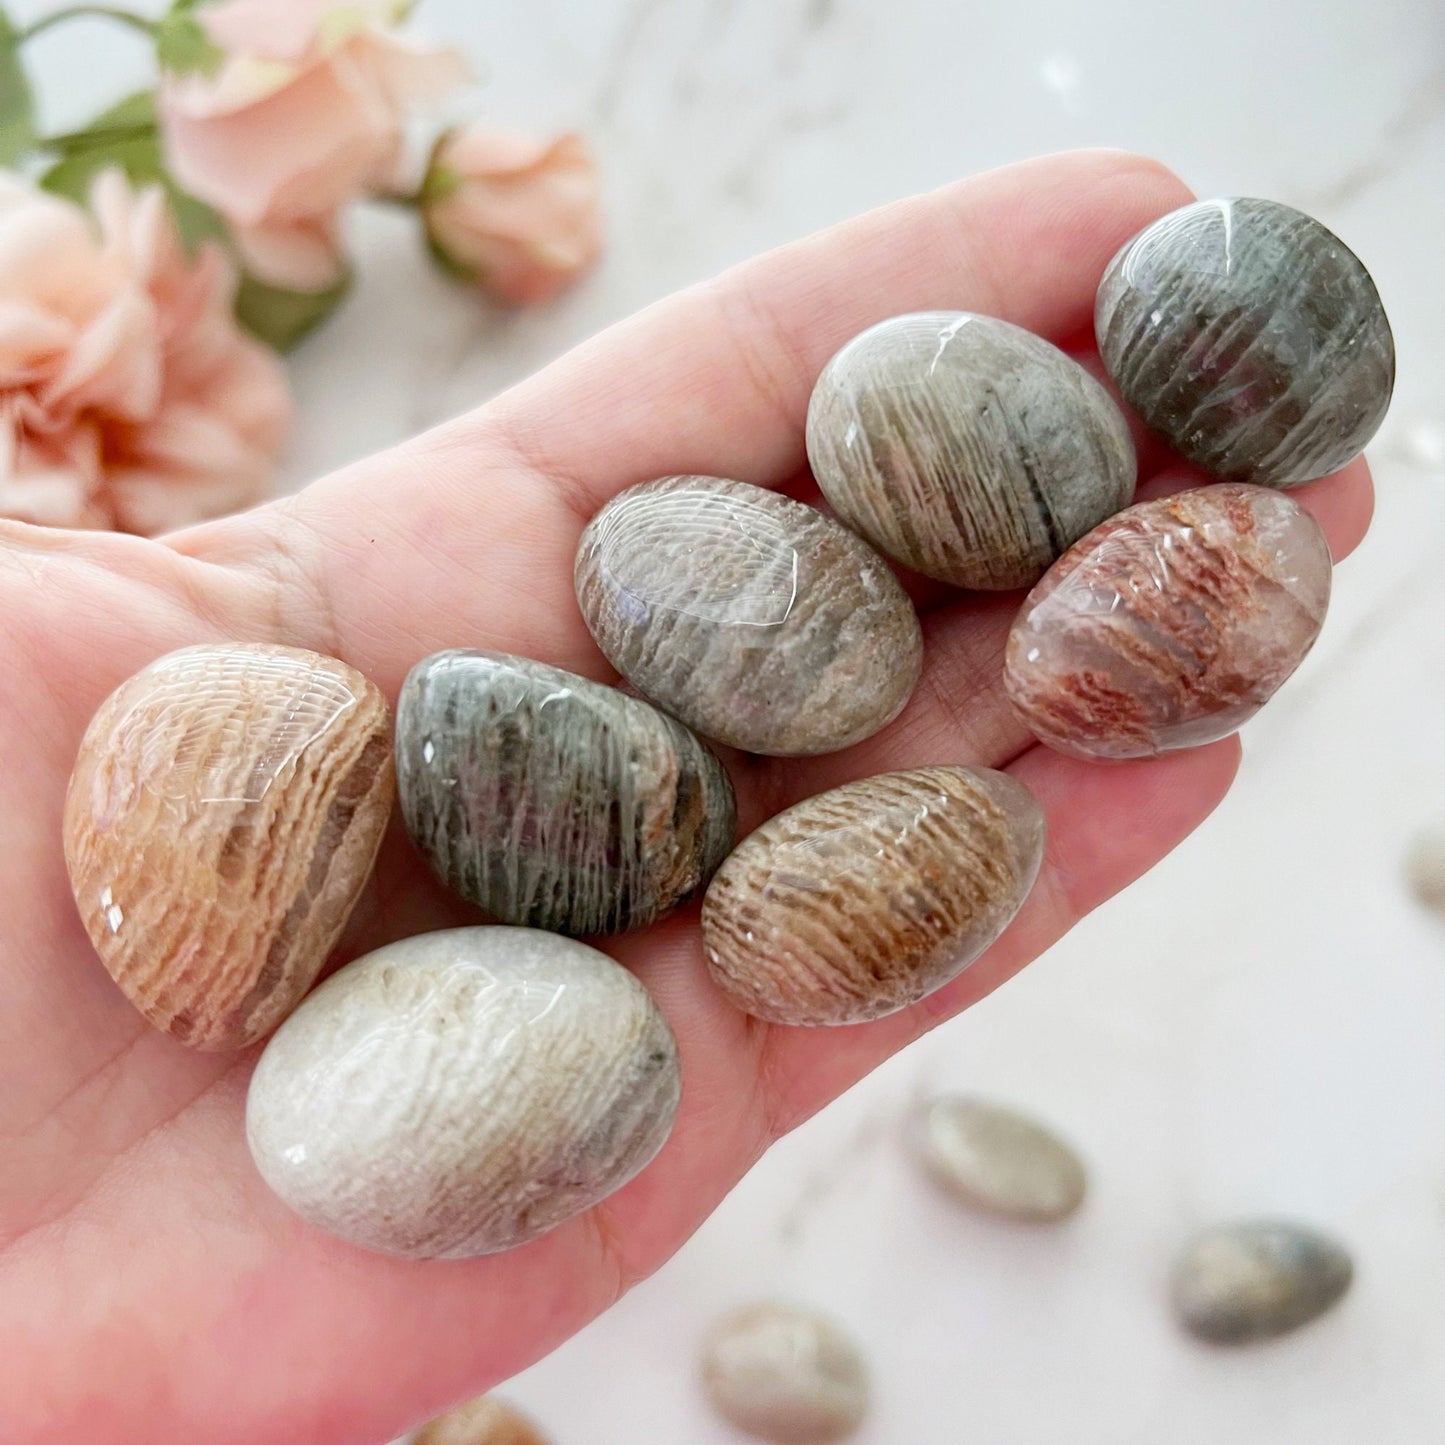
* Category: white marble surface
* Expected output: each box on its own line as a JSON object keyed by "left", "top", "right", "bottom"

{"left": 18, "top": 0, "right": 1445, "bottom": 1440}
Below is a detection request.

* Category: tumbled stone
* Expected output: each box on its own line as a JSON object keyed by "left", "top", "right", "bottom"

{"left": 700, "top": 1303, "right": 869, "bottom": 1445}
{"left": 63, "top": 642, "right": 394, "bottom": 1051}
{"left": 702, "top": 767, "right": 1045, "bottom": 1025}
{"left": 1405, "top": 830, "right": 1445, "bottom": 913}
{"left": 574, "top": 475, "right": 922, "bottom": 756}
{"left": 1171, "top": 1220, "right": 1353, "bottom": 1345}
{"left": 807, "top": 311, "right": 1136, "bottom": 589}
{"left": 1097, "top": 197, "right": 1394, "bottom": 487}
{"left": 246, "top": 926, "right": 680, "bottom": 1258}
{"left": 908, "top": 1096, "right": 1086, "bottom": 1223}
{"left": 1005, "top": 484, "right": 1331, "bottom": 760}
{"left": 411, "top": 1395, "right": 550, "bottom": 1445}
{"left": 396, "top": 650, "right": 735, "bottom": 935}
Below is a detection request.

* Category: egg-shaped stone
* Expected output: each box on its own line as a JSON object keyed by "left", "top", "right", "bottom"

{"left": 1171, "top": 1219, "right": 1353, "bottom": 1345}
{"left": 1096, "top": 197, "right": 1394, "bottom": 487}
{"left": 396, "top": 651, "right": 736, "bottom": 935}
{"left": 574, "top": 476, "right": 922, "bottom": 756}
{"left": 410, "top": 1395, "right": 550, "bottom": 1445}
{"left": 908, "top": 1096, "right": 1087, "bottom": 1223}
{"left": 806, "top": 311, "right": 1136, "bottom": 589}
{"left": 1005, "top": 484, "right": 1331, "bottom": 760}
{"left": 700, "top": 1303, "right": 869, "bottom": 1445}
{"left": 702, "top": 767, "right": 1045, "bottom": 1026}
{"left": 246, "top": 926, "right": 680, "bottom": 1258}
{"left": 63, "top": 642, "right": 394, "bottom": 1051}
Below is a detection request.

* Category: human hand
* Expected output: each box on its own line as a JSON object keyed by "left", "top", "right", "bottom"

{"left": 0, "top": 149, "right": 1373, "bottom": 1445}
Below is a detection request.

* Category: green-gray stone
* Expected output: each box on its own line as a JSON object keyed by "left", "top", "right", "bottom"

{"left": 396, "top": 650, "right": 736, "bottom": 935}
{"left": 1096, "top": 198, "right": 1394, "bottom": 487}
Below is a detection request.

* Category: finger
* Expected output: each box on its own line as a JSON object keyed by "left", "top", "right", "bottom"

{"left": 168, "top": 149, "right": 1196, "bottom": 693}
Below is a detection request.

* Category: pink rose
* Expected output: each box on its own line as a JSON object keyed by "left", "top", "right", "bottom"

{"left": 0, "top": 172, "right": 290, "bottom": 535}
{"left": 159, "top": 0, "right": 467, "bottom": 291}
{"left": 423, "top": 128, "right": 602, "bottom": 305}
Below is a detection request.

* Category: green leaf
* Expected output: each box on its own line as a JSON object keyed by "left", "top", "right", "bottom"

{"left": 0, "top": 7, "right": 36, "bottom": 165}
{"left": 154, "top": 11, "right": 221, "bottom": 74}
{"left": 38, "top": 89, "right": 226, "bottom": 254}
{"left": 235, "top": 269, "right": 351, "bottom": 352}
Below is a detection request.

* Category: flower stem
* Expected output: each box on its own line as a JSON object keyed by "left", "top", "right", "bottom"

{"left": 18, "top": 6, "right": 154, "bottom": 43}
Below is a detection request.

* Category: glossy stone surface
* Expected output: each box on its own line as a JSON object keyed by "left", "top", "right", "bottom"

{"left": 574, "top": 475, "right": 923, "bottom": 756}
{"left": 702, "top": 767, "right": 1045, "bottom": 1025}
{"left": 807, "top": 311, "right": 1136, "bottom": 589}
{"left": 63, "top": 643, "right": 393, "bottom": 1051}
{"left": 1097, "top": 198, "right": 1394, "bottom": 488}
{"left": 1005, "top": 484, "right": 1331, "bottom": 760}
{"left": 396, "top": 650, "right": 735, "bottom": 935}
{"left": 700, "top": 1303, "right": 869, "bottom": 1445}
{"left": 1171, "top": 1220, "right": 1354, "bottom": 1345}
{"left": 246, "top": 927, "right": 680, "bottom": 1258}
{"left": 411, "top": 1396, "right": 550, "bottom": 1445}
{"left": 909, "top": 1096, "right": 1086, "bottom": 1223}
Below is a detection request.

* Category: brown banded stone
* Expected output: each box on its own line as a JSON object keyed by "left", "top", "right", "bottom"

{"left": 807, "top": 311, "right": 1136, "bottom": 589}
{"left": 701, "top": 767, "right": 1045, "bottom": 1026}
{"left": 1004, "top": 484, "right": 1331, "bottom": 760}
{"left": 396, "top": 650, "right": 736, "bottom": 935}
{"left": 573, "top": 475, "right": 922, "bottom": 756}
{"left": 1096, "top": 197, "right": 1394, "bottom": 487}
{"left": 63, "top": 642, "right": 394, "bottom": 1050}
{"left": 1171, "top": 1220, "right": 1354, "bottom": 1345}
{"left": 700, "top": 1303, "right": 869, "bottom": 1445}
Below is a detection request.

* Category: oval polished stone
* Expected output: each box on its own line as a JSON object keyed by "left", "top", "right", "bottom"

{"left": 1171, "top": 1220, "right": 1353, "bottom": 1345}
{"left": 908, "top": 1096, "right": 1086, "bottom": 1223}
{"left": 807, "top": 311, "right": 1136, "bottom": 589}
{"left": 702, "top": 767, "right": 1045, "bottom": 1025}
{"left": 574, "top": 475, "right": 923, "bottom": 756}
{"left": 1406, "top": 830, "right": 1445, "bottom": 913}
{"left": 1097, "top": 198, "right": 1394, "bottom": 488}
{"left": 1005, "top": 484, "right": 1331, "bottom": 760}
{"left": 411, "top": 1396, "right": 550, "bottom": 1445}
{"left": 700, "top": 1303, "right": 869, "bottom": 1445}
{"left": 396, "top": 650, "right": 736, "bottom": 935}
{"left": 63, "top": 642, "right": 394, "bottom": 1051}
{"left": 246, "top": 927, "right": 680, "bottom": 1258}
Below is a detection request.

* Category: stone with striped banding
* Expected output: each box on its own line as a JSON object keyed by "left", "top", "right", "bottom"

{"left": 1004, "top": 484, "right": 1331, "bottom": 760}
{"left": 245, "top": 926, "right": 681, "bottom": 1258}
{"left": 63, "top": 643, "right": 394, "bottom": 1050}
{"left": 1096, "top": 198, "right": 1394, "bottom": 487}
{"left": 805, "top": 311, "right": 1136, "bottom": 589}
{"left": 573, "top": 476, "right": 923, "bottom": 757}
{"left": 701, "top": 767, "right": 1045, "bottom": 1026}
{"left": 396, "top": 650, "right": 736, "bottom": 935}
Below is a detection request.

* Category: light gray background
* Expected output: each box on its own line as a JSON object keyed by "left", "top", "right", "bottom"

{"left": 17, "top": 1, "right": 1445, "bottom": 1440}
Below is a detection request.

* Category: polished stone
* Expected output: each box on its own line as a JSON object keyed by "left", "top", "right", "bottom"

{"left": 700, "top": 1303, "right": 869, "bottom": 1445}
{"left": 1005, "top": 484, "right": 1332, "bottom": 759}
{"left": 396, "top": 650, "right": 735, "bottom": 935}
{"left": 807, "top": 311, "right": 1136, "bottom": 588}
{"left": 410, "top": 1395, "right": 550, "bottom": 1445}
{"left": 702, "top": 767, "right": 1045, "bottom": 1025}
{"left": 63, "top": 643, "right": 394, "bottom": 1050}
{"left": 246, "top": 926, "right": 680, "bottom": 1258}
{"left": 1171, "top": 1220, "right": 1354, "bottom": 1345}
{"left": 909, "top": 1096, "right": 1086, "bottom": 1223}
{"left": 1096, "top": 198, "right": 1394, "bottom": 487}
{"left": 1405, "top": 830, "right": 1445, "bottom": 913}
{"left": 574, "top": 475, "right": 923, "bottom": 756}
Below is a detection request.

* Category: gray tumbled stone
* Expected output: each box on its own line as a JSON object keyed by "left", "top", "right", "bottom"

{"left": 1171, "top": 1219, "right": 1354, "bottom": 1345}
{"left": 806, "top": 311, "right": 1136, "bottom": 589}
{"left": 574, "top": 476, "right": 922, "bottom": 756}
{"left": 397, "top": 650, "right": 736, "bottom": 935}
{"left": 1097, "top": 198, "right": 1394, "bottom": 487}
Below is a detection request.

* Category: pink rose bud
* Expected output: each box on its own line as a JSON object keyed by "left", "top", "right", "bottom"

{"left": 422, "top": 128, "right": 602, "bottom": 305}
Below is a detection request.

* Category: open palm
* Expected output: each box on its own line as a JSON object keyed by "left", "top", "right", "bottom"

{"left": 0, "top": 151, "right": 1374, "bottom": 1445}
